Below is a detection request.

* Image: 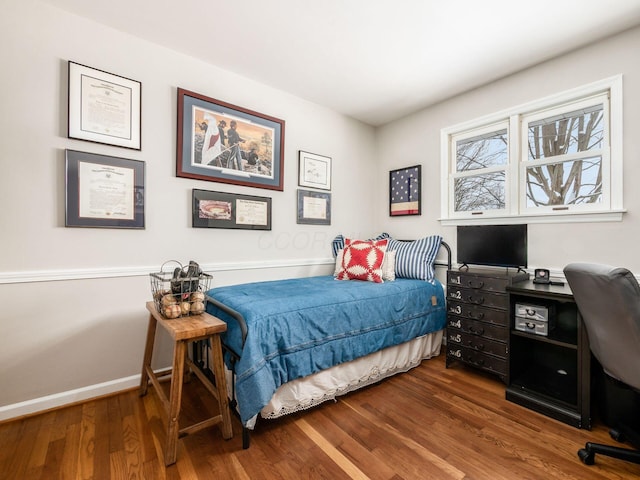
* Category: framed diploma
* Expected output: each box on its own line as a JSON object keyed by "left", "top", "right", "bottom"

{"left": 298, "top": 151, "right": 331, "bottom": 191}
{"left": 297, "top": 189, "right": 331, "bottom": 225}
{"left": 192, "top": 189, "right": 272, "bottom": 230}
{"left": 68, "top": 61, "right": 142, "bottom": 150}
{"left": 65, "top": 150, "right": 145, "bottom": 229}
{"left": 177, "top": 88, "right": 285, "bottom": 191}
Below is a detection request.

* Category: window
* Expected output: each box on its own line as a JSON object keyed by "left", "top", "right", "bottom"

{"left": 440, "top": 76, "right": 623, "bottom": 224}
{"left": 453, "top": 124, "right": 508, "bottom": 213}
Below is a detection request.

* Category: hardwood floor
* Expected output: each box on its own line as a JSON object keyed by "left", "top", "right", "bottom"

{"left": 2, "top": 354, "right": 639, "bottom": 479}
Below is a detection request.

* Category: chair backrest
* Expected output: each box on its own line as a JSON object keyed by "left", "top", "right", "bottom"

{"left": 563, "top": 263, "right": 640, "bottom": 391}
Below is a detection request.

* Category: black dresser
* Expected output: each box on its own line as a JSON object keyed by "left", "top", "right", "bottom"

{"left": 445, "top": 268, "right": 529, "bottom": 383}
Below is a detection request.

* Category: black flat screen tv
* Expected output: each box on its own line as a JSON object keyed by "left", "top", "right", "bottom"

{"left": 457, "top": 224, "right": 527, "bottom": 268}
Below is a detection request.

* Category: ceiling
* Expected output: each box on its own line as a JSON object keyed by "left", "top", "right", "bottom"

{"left": 44, "top": 0, "right": 640, "bottom": 126}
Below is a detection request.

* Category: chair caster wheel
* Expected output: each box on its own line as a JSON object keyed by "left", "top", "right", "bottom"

{"left": 578, "top": 448, "right": 595, "bottom": 465}
{"left": 610, "top": 428, "right": 625, "bottom": 443}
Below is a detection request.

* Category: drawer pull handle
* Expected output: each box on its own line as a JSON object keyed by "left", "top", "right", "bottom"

{"left": 467, "top": 295, "right": 485, "bottom": 305}
{"left": 467, "top": 340, "right": 484, "bottom": 350}
{"left": 468, "top": 326, "right": 484, "bottom": 335}
{"left": 467, "top": 280, "right": 484, "bottom": 289}
{"left": 468, "top": 311, "right": 485, "bottom": 320}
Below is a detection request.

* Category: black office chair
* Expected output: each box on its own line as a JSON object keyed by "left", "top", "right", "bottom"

{"left": 564, "top": 263, "right": 640, "bottom": 466}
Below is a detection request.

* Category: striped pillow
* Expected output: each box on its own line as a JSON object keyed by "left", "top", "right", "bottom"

{"left": 387, "top": 235, "right": 442, "bottom": 282}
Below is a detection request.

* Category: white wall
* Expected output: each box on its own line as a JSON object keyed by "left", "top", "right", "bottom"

{"left": 0, "top": 0, "right": 377, "bottom": 416}
{"left": 376, "top": 25, "right": 640, "bottom": 276}
{"left": 4, "top": 1, "right": 640, "bottom": 420}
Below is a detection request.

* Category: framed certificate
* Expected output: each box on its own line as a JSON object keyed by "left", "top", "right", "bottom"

{"left": 192, "top": 189, "right": 272, "bottom": 230}
{"left": 297, "top": 189, "right": 331, "bottom": 225}
{"left": 68, "top": 61, "right": 142, "bottom": 150}
{"left": 65, "top": 150, "right": 145, "bottom": 229}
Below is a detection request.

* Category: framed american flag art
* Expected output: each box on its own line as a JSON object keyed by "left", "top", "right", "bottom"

{"left": 389, "top": 165, "right": 421, "bottom": 216}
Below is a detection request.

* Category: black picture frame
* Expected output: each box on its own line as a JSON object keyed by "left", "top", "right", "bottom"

{"left": 297, "top": 189, "right": 331, "bottom": 225}
{"left": 68, "top": 61, "right": 142, "bottom": 150}
{"left": 389, "top": 165, "right": 421, "bottom": 216}
{"left": 192, "top": 189, "right": 272, "bottom": 230}
{"left": 298, "top": 150, "right": 331, "bottom": 191}
{"left": 65, "top": 149, "right": 145, "bottom": 228}
{"left": 177, "top": 88, "right": 285, "bottom": 191}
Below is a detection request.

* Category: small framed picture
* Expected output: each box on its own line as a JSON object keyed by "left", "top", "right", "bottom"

{"left": 298, "top": 151, "right": 331, "bottom": 191}
{"left": 68, "top": 61, "right": 141, "bottom": 150}
{"left": 177, "top": 89, "right": 285, "bottom": 191}
{"left": 65, "top": 149, "right": 145, "bottom": 228}
{"left": 389, "top": 165, "right": 421, "bottom": 216}
{"left": 297, "top": 189, "right": 331, "bottom": 225}
{"left": 192, "top": 189, "right": 272, "bottom": 230}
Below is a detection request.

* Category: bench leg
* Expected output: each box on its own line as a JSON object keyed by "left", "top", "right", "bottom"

{"left": 165, "top": 340, "right": 187, "bottom": 466}
{"left": 209, "top": 335, "right": 233, "bottom": 439}
{"left": 139, "top": 313, "right": 157, "bottom": 396}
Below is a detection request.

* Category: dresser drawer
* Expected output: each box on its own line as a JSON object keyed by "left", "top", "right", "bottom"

{"left": 446, "top": 346, "right": 508, "bottom": 376}
{"left": 447, "top": 315, "right": 508, "bottom": 343}
{"left": 447, "top": 300, "right": 509, "bottom": 327}
{"left": 447, "top": 286, "right": 508, "bottom": 310}
{"left": 447, "top": 271, "right": 511, "bottom": 293}
{"left": 446, "top": 330, "right": 508, "bottom": 358}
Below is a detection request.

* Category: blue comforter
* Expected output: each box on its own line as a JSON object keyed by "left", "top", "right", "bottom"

{"left": 206, "top": 275, "right": 446, "bottom": 425}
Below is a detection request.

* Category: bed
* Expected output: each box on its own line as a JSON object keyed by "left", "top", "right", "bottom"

{"left": 198, "top": 235, "right": 450, "bottom": 447}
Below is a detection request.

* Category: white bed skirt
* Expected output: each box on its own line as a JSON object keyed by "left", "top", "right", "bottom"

{"left": 224, "top": 329, "right": 444, "bottom": 429}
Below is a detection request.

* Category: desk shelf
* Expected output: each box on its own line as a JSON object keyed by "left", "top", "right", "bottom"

{"left": 506, "top": 281, "right": 591, "bottom": 429}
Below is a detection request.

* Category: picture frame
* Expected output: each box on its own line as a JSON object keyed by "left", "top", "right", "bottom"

{"left": 389, "top": 165, "right": 421, "bottom": 216}
{"left": 177, "top": 88, "right": 285, "bottom": 191}
{"left": 298, "top": 151, "right": 331, "bottom": 191}
{"left": 65, "top": 149, "right": 145, "bottom": 229}
{"left": 297, "top": 189, "right": 331, "bottom": 225}
{"left": 68, "top": 61, "right": 141, "bottom": 150}
{"left": 192, "top": 189, "right": 272, "bottom": 230}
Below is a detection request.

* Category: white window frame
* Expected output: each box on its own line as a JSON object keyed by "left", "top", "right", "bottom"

{"left": 449, "top": 121, "right": 511, "bottom": 217}
{"left": 440, "top": 75, "right": 624, "bottom": 225}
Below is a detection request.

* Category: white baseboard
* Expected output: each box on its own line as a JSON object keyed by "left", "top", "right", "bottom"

{"left": 0, "top": 368, "right": 171, "bottom": 422}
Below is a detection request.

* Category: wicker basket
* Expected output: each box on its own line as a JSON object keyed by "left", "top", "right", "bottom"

{"left": 150, "top": 260, "right": 212, "bottom": 319}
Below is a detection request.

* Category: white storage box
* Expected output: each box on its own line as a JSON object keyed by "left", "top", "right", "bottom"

{"left": 514, "top": 302, "right": 555, "bottom": 336}
{"left": 514, "top": 318, "right": 551, "bottom": 336}
{"left": 515, "top": 303, "right": 551, "bottom": 322}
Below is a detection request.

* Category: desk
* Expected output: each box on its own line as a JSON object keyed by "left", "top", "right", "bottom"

{"left": 140, "top": 302, "right": 233, "bottom": 465}
{"left": 506, "top": 281, "right": 591, "bottom": 429}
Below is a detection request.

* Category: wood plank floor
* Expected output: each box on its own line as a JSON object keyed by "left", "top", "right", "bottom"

{"left": 2, "top": 354, "right": 639, "bottom": 479}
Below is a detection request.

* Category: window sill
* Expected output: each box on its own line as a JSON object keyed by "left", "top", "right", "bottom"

{"left": 439, "top": 209, "right": 625, "bottom": 226}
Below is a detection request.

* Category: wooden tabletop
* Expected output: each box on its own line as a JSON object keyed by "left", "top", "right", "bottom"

{"left": 146, "top": 301, "right": 227, "bottom": 341}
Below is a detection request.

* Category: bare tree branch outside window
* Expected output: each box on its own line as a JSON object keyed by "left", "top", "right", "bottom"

{"left": 526, "top": 106, "right": 603, "bottom": 207}
{"left": 454, "top": 130, "right": 507, "bottom": 212}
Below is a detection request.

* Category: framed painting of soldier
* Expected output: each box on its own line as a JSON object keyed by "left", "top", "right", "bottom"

{"left": 176, "top": 88, "right": 285, "bottom": 191}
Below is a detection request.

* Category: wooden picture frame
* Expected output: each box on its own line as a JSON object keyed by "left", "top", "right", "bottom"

{"left": 177, "top": 88, "right": 285, "bottom": 191}
{"left": 192, "top": 189, "right": 272, "bottom": 230}
{"left": 298, "top": 151, "right": 331, "bottom": 191}
{"left": 65, "top": 149, "right": 145, "bottom": 228}
{"left": 389, "top": 165, "right": 421, "bottom": 216}
{"left": 297, "top": 189, "right": 331, "bottom": 225}
{"left": 68, "top": 61, "right": 141, "bottom": 150}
